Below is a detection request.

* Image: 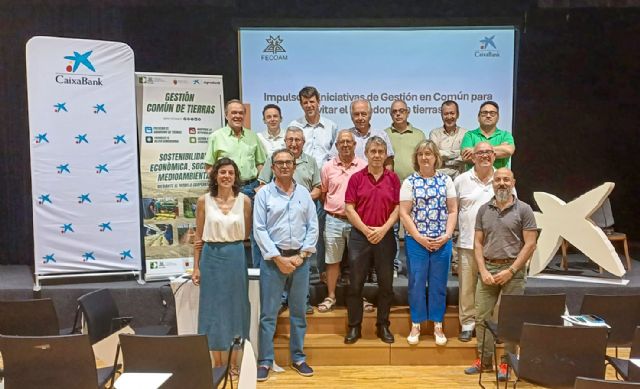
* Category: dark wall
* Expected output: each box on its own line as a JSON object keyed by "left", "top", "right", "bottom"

{"left": 1, "top": 1, "right": 638, "bottom": 265}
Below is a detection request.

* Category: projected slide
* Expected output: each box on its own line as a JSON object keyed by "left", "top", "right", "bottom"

{"left": 239, "top": 27, "right": 516, "bottom": 134}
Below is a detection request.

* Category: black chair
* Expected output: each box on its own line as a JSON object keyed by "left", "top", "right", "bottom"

{"left": 480, "top": 293, "right": 567, "bottom": 387}
{"left": 579, "top": 294, "right": 640, "bottom": 354}
{"left": 72, "top": 288, "right": 172, "bottom": 344}
{"left": 607, "top": 326, "right": 640, "bottom": 381}
{"left": 506, "top": 324, "right": 608, "bottom": 389}
{"left": 0, "top": 298, "right": 68, "bottom": 336}
{"left": 575, "top": 377, "right": 640, "bottom": 388}
{"left": 0, "top": 334, "right": 112, "bottom": 389}
{"left": 118, "top": 333, "right": 232, "bottom": 389}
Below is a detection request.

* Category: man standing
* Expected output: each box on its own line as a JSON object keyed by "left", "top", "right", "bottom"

{"left": 429, "top": 100, "right": 467, "bottom": 179}
{"left": 384, "top": 99, "right": 425, "bottom": 277}
{"left": 317, "top": 130, "right": 367, "bottom": 313}
{"left": 464, "top": 168, "right": 537, "bottom": 380}
{"left": 344, "top": 137, "right": 400, "bottom": 344}
{"left": 349, "top": 99, "right": 395, "bottom": 168}
{"left": 454, "top": 142, "right": 497, "bottom": 343}
{"left": 254, "top": 149, "right": 319, "bottom": 382}
{"left": 205, "top": 99, "right": 267, "bottom": 267}
{"left": 460, "top": 101, "right": 515, "bottom": 170}
{"left": 257, "top": 104, "right": 285, "bottom": 156}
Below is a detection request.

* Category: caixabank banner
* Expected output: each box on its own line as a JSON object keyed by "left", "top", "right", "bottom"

{"left": 27, "top": 36, "right": 142, "bottom": 283}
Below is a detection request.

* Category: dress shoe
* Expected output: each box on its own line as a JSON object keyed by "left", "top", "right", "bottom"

{"left": 458, "top": 330, "right": 473, "bottom": 342}
{"left": 376, "top": 325, "right": 395, "bottom": 344}
{"left": 344, "top": 327, "right": 362, "bottom": 344}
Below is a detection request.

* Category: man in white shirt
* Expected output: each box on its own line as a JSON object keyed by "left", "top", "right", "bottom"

{"left": 257, "top": 104, "right": 285, "bottom": 156}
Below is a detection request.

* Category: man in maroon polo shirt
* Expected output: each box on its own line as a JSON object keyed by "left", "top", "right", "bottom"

{"left": 343, "top": 136, "right": 400, "bottom": 344}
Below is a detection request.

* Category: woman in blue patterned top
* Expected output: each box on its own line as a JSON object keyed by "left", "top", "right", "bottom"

{"left": 399, "top": 139, "right": 458, "bottom": 346}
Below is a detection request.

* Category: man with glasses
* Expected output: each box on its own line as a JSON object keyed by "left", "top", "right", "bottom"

{"left": 429, "top": 100, "right": 468, "bottom": 180}
{"left": 254, "top": 148, "right": 319, "bottom": 382}
{"left": 258, "top": 127, "right": 321, "bottom": 314}
{"left": 460, "top": 101, "right": 515, "bottom": 170}
{"left": 454, "top": 142, "right": 498, "bottom": 344}
{"left": 384, "top": 99, "right": 425, "bottom": 277}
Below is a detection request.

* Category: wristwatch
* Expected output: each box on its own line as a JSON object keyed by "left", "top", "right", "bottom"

{"left": 299, "top": 251, "right": 311, "bottom": 259}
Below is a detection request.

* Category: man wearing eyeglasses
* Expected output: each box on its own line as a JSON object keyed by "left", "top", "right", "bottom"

{"left": 384, "top": 99, "right": 425, "bottom": 277}
{"left": 460, "top": 101, "right": 515, "bottom": 170}
{"left": 254, "top": 148, "right": 319, "bottom": 382}
{"left": 429, "top": 100, "right": 468, "bottom": 180}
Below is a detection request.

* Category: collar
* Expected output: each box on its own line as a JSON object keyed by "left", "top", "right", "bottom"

{"left": 442, "top": 125, "right": 460, "bottom": 136}
{"left": 271, "top": 179, "right": 298, "bottom": 195}
{"left": 350, "top": 126, "right": 371, "bottom": 138}
{"left": 389, "top": 123, "right": 414, "bottom": 134}
{"left": 475, "top": 127, "right": 500, "bottom": 139}
{"left": 334, "top": 155, "right": 362, "bottom": 167}
{"left": 488, "top": 195, "right": 517, "bottom": 211}
{"left": 300, "top": 116, "right": 325, "bottom": 128}
{"left": 265, "top": 130, "right": 283, "bottom": 140}
{"left": 471, "top": 167, "right": 495, "bottom": 184}
{"left": 227, "top": 126, "right": 246, "bottom": 137}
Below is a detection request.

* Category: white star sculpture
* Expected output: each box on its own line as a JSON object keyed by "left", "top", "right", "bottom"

{"left": 529, "top": 182, "right": 625, "bottom": 277}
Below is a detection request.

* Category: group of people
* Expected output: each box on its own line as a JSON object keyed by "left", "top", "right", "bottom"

{"left": 191, "top": 86, "right": 538, "bottom": 382}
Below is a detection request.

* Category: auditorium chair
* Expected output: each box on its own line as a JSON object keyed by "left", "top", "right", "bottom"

{"left": 0, "top": 298, "right": 69, "bottom": 336}
{"left": 479, "top": 293, "right": 566, "bottom": 388}
{"left": 71, "top": 288, "right": 172, "bottom": 344}
{"left": 575, "top": 377, "right": 640, "bottom": 389}
{"left": 607, "top": 326, "right": 640, "bottom": 382}
{"left": 506, "top": 324, "right": 608, "bottom": 389}
{"left": 118, "top": 333, "right": 232, "bottom": 389}
{"left": 0, "top": 333, "right": 113, "bottom": 389}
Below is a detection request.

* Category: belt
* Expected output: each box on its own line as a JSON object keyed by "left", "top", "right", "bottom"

{"left": 485, "top": 258, "right": 514, "bottom": 264}
{"left": 240, "top": 178, "right": 257, "bottom": 186}
{"left": 277, "top": 247, "right": 301, "bottom": 257}
{"left": 327, "top": 211, "right": 348, "bottom": 220}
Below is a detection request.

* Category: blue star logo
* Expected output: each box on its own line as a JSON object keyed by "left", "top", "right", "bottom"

{"left": 94, "top": 104, "right": 106, "bottom": 114}
{"left": 116, "top": 193, "right": 129, "bottom": 202}
{"left": 54, "top": 102, "right": 68, "bottom": 112}
{"left": 61, "top": 223, "right": 74, "bottom": 233}
{"left": 35, "top": 133, "right": 49, "bottom": 143}
{"left": 63, "top": 50, "right": 96, "bottom": 72}
{"left": 38, "top": 194, "right": 52, "bottom": 204}
{"left": 78, "top": 193, "right": 91, "bottom": 203}
{"left": 75, "top": 134, "right": 89, "bottom": 144}
{"left": 99, "top": 222, "right": 112, "bottom": 231}
{"left": 43, "top": 253, "right": 56, "bottom": 263}
{"left": 120, "top": 250, "right": 133, "bottom": 260}
{"left": 193, "top": 80, "right": 200, "bottom": 84}
{"left": 480, "top": 35, "right": 497, "bottom": 50}
{"left": 82, "top": 251, "right": 96, "bottom": 261}
{"left": 113, "top": 134, "right": 126, "bottom": 144}
{"left": 96, "top": 164, "right": 109, "bottom": 173}
{"left": 57, "top": 164, "right": 70, "bottom": 174}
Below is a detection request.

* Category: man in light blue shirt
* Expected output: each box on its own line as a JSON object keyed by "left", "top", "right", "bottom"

{"left": 254, "top": 148, "right": 319, "bottom": 382}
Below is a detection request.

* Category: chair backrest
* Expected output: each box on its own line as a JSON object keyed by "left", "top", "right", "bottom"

{"left": 78, "top": 288, "right": 120, "bottom": 344}
{"left": 0, "top": 333, "right": 98, "bottom": 389}
{"left": 119, "top": 334, "right": 214, "bottom": 389}
{"left": 575, "top": 377, "right": 640, "bottom": 389}
{"left": 0, "top": 298, "right": 60, "bottom": 336}
{"left": 579, "top": 294, "right": 640, "bottom": 347}
{"left": 518, "top": 324, "right": 608, "bottom": 388}
{"left": 496, "top": 293, "right": 566, "bottom": 344}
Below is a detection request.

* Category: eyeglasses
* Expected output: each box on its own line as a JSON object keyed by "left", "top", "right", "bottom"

{"left": 474, "top": 150, "right": 495, "bottom": 156}
{"left": 273, "top": 160, "right": 294, "bottom": 167}
{"left": 285, "top": 138, "right": 303, "bottom": 143}
{"left": 392, "top": 109, "right": 408, "bottom": 114}
{"left": 337, "top": 139, "right": 354, "bottom": 145}
{"left": 479, "top": 111, "right": 498, "bottom": 117}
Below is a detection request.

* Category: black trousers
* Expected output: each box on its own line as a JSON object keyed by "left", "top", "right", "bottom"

{"left": 346, "top": 228, "right": 396, "bottom": 328}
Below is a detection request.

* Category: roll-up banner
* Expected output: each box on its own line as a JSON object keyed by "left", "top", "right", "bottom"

{"left": 136, "top": 73, "right": 224, "bottom": 280}
{"left": 27, "top": 36, "right": 142, "bottom": 287}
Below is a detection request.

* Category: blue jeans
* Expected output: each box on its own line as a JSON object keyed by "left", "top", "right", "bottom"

{"left": 258, "top": 257, "right": 309, "bottom": 367}
{"left": 405, "top": 236, "right": 452, "bottom": 323}
{"left": 239, "top": 179, "right": 262, "bottom": 268}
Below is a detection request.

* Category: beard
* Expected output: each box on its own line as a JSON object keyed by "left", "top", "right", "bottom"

{"left": 495, "top": 188, "right": 511, "bottom": 203}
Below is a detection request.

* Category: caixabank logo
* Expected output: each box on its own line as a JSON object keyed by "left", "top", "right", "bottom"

{"left": 262, "top": 35, "right": 288, "bottom": 61}
{"left": 56, "top": 50, "right": 104, "bottom": 86}
{"left": 475, "top": 35, "right": 500, "bottom": 58}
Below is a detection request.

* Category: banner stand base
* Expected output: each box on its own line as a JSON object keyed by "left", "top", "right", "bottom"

{"left": 33, "top": 270, "right": 143, "bottom": 291}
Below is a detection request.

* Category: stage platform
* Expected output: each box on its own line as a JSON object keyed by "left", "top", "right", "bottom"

{"left": 1, "top": 254, "right": 638, "bottom": 332}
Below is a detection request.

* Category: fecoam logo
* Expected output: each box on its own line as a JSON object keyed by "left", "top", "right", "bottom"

{"left": 262, "top": 35, "right": 287, "bottom": 61}
{"left": 56, "top": 50, "right": 104, "bottom": 85}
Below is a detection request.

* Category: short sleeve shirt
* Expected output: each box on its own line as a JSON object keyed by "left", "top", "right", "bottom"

{"left": 204, "top": 126, "right": 267, "bottom": 181}
{"left": 400, "top": 172, "right": 456, "bottom": 237}
{"left": 258, "top": 152, "right": 321, "bottom": 192}
{"left": 349, "top": 127, "right": 396, "bottom": 161}
{"left": 384, "top": 124, "right": 426, "bottom": 181}
{"left": 460, "top": 128, "right": 515, "bottom": 170}
{"left": 345, "top": 167, "right": 400, "bottom": 227}
{"left": 289, "top": 116, "right": 338, "bottom": 169}
{"left": 321, "top": 156, "right": 368, "bottom": 215}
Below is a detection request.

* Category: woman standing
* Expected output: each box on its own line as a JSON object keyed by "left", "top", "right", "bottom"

{"left": 399, "top": 140, "right": 458, "bottom": 346}
{"left": 193, "top": 157, "right": 251, "bottom": 373}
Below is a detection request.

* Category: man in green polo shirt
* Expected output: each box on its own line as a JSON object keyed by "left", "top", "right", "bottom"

{"left": 460, "top": 101, "right": 515, "bottom": 170}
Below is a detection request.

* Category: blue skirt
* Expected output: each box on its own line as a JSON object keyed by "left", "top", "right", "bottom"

{"left": 197, "top": 241, "right": 250, "bottom": 351}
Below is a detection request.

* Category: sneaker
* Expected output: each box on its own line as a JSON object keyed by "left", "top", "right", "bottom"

{"left": 464, "top": 359, "right": 493, "bottom": 375}
{"left": 306, "top": 303, "right": 314, "bottom": 315}
{"left": 497, "top": 363, "right": 509, "bottom": 382}
{"left": 434, "top": 322, "right": 447, "bottom": 346}
{"left": 291, "top": 361, "right": 314, "bottom": 377}
{"left": 257, "top": 365, "right": 270, "bottom": 382}
{"left": 406, "top": 323, "right": 420, "bottom": 345}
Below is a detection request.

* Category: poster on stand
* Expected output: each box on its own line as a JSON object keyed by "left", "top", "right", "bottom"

{"left": 136, "top": 72, "right": 224, "bottom": 280}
